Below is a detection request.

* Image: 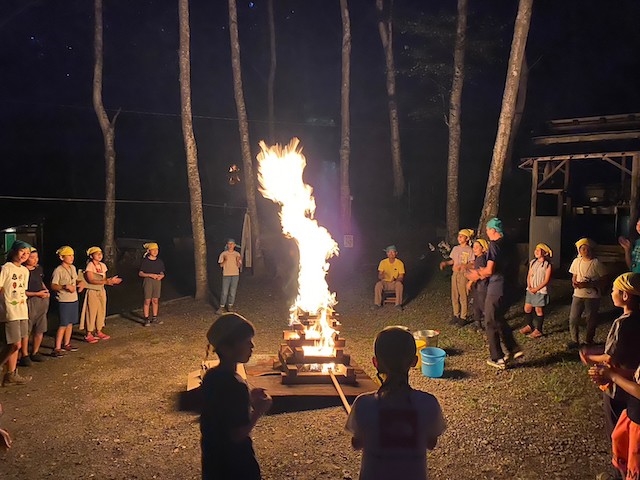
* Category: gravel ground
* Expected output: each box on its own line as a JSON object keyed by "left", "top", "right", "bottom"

{"left": 0, "top": 266, "right": 614, "bottom": 479}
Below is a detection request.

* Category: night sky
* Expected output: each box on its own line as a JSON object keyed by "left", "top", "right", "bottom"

{"left": 1, "top": 0, "right": 640, "bottom": 245}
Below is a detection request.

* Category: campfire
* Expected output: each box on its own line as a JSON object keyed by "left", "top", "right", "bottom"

{"left": 257, "top": 139, "right": 356, "bottom": 386}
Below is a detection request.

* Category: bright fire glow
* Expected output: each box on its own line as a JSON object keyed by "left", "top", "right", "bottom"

{"left": 257, "top": 138, "right": 339, "bottom": 358}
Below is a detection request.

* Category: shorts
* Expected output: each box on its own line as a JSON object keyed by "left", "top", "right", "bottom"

{"left": 28, "top": 296, "right": 49, "bottom": 334}
{"left": 143, "top": 278, "right": 162, "bottom": 300}
{"left": 525, "top": 290, "right": 550, "bottom": 308}
{"left": 58, "top": 301, "right": 79, "bottom": 327}
{"left": 0, "top": 319, "right": 28, "bottom": 345}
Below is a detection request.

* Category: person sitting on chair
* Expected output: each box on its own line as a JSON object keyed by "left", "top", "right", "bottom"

{"left": 373, "top": 245, "right": 405, "bottom": 310}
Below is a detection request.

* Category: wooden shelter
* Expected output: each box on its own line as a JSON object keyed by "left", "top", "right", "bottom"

{"left": 519, "top": 113, "right": 640, "bottom": 267}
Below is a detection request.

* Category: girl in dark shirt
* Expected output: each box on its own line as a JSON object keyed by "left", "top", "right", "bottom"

{"left": 201, "top": 313, "right": 271, "bottom": 480}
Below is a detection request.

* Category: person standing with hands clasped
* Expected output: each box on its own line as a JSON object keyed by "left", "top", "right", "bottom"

{"left": 373, "top": 245, "right": 405, "bottom": 310}
{"left": 139, "top": 242, "right": 165, "bottom": 327}
{"left": 346, "top": 326, "right": 446, "bottom": 480}
{"left": 568, "top": 237, "right": 606, "bottom": 348}
{"left": 23, "top": 247, "right": 50, "bottom": 363}
{"left": 440, "top": 229, "right": 474, "bottom": 326}
{"left": 201, "top": 313, "right": 271, "bottom": 480}
{"left": 50, "top": 246, "right": 84, "bottom": 357}
{"left": 217, "top": 239, "right": 242, "bottom": 314}
{"left": 519, "top": 243, "right": 553, "bottom": 339}
{"left": 81, "top": 247, "right": 122, "bottom": 343}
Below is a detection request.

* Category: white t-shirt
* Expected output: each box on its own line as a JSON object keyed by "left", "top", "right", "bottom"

{"left": 345, "top": 389, "right": 446, "bottom": 480}
{"left": 569, "top": 257, "right": 606, "bottom": 299}
{"left": 0, "top": 262, "right": 30, "bottom": 321}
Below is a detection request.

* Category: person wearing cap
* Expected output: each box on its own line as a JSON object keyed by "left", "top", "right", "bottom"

{"left": 201, "top": 313, "right": 271, "bottom": 480}
{"left": 217, "top": 239, "right": 242, "bottom": 314}
{"left": 584, "top": 272, "right": 640, "bottom": 480}
{"left": 0, "top": 240, "right": 33, "bottom": 386}
{"left": 467, "top": 238, "right": 489, "bottom": 332}
{"left": 568, "top": 237, "right": 607, "bottom": 348}
{"left": 618, "top": 218, "right": 640, "bottom": 273}
{"left": 519, "top": 243, "right": 553, "bottom": 339}
{"left": 440, "top": 229, "right": 475, "bottom": 326}
{"left": 22, "top": 247, "right": 50, "bottom": 363}
{"left": 466, "top": 218, "right": 522, "bottom": 369}
{"left": 50, "top": 246, "right": 84, "bottom": 357}
{"left": 139, "top": 242, "right": 165, "bottom": 327}
{"left": 373, "top": 245, "right": 405, "bottom": 310}
{"left": 80, "top": 246, "right": 122, "bottom": 343}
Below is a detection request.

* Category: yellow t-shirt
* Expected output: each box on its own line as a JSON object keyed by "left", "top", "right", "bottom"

{"left": 377, "top": 258, "right": 405, "bottom": 282}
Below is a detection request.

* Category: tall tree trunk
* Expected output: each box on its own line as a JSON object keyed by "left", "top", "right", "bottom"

{"left": 178, "top": 0, "right": 209, "bottom": 300}
{"left": 478, "top": 0, "right": 533, "bottom": 233}
{"left": 92, "top": 0, "right": 119, "bottom": 271}
{"left": 504, "top": 55, "right": 529, "bottom": 176}
{"left": 267, "top": 0, "right": 276, "bottom": 143}
{"left": 376, "top": 0, "right": 404, "bottom": 198}
{"left": 339, "top": 0, "right": 352, "bottom": 232}
{"left": 445, "top": 0, "right": 467, "bottom": 241}
{"left": 228, "top": 0, "right": 263, "bottom": 269}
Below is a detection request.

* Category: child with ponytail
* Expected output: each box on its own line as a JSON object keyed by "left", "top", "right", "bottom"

{"left": 346, "top": 326, "right": 446, "bottom": 480}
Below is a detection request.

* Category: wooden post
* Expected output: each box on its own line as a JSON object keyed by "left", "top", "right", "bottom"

{"left": 631, "top": 153, "right": 640, "bottom": 229}
{"left": 530, "top": 159, "right": 538, "bottom": 219}
{"left": 329, "top": 370, "right": 351, "bottom": 414}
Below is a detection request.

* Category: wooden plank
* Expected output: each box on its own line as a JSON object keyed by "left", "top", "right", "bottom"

{"left": 631, "top": 153, "right": 640, "bottom": 228}
{"left": 533, "top": 130, "right": 640, "bottom": 145}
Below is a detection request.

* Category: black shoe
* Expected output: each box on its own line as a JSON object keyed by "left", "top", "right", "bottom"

{"left": 566, "top": 341, "right": 580, "bottom": 350}
{"left": 144, "top": 317, "right": 151, "bottom": 327}
{"left": 18, "top": 356, "right": 33, "bottom": 367}
{"left": 394, "top": 304, "right": 403, "bottom": 311}
{"left": 152, "top": 317, "right": 163, "bottom": 325}
{"left": 30, "top": 352, "right": 46, "bottom": 362}
{"left": 449, "top": 316, "right": 461, "bottom": 325}
{"left": 371, "top": 304, "right": 382, "bottom": 310}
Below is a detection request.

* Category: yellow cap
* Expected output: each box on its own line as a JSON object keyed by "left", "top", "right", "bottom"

{"left": 613, "top": 272, "right": 640, "bottom": 296}
{"left": 458, "top": 229, "right": 474, "bottom": 239}
{"left": 86, "top": 246, "right": 102, "bottom": 256}
{"left": 575, "top": 238, "right": 594, "bottom": 251}
{"left": 474, "top": 238, "right": 489, "bottom": 252}
{"left": 143, "top": 242, "right": 159, "bottom": 251}
{"left": 535, "top": 243, "right": 553, "bottom": 258}
{"left": 56, "top": 246, "right": 74, "bottom": 257}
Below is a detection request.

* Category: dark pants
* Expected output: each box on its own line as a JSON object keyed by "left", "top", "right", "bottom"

{"left": 473, "top": 288, "right": 487, "bottom": 329}
{"left": 569, "top": 296, "right": 600, "bottom": 344}
{"left": 484, "top": 294, "right": 520, "bottom": 361}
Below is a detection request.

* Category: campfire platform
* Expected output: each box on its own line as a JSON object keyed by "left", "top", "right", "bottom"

{"left": 180, "top": 354, "right": 378, "bottom": 414}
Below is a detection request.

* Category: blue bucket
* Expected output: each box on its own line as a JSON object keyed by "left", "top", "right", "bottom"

{"left": 420, "top": 347, "right": 446, "bottom": 378}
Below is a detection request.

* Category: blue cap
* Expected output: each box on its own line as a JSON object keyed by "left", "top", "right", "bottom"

{"left": 384, "top": 245, "right": 397, "bottom": 253}
{"left": 8, "top": 239, "right": 32, "bottom": 252}
{"left": 486, "top": 218, "right": 503, "bottom": 235}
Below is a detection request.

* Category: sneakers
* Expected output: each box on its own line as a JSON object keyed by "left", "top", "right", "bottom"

{"left": 215, "top": 308, "right": 225, "bottom": 315}
{"left": 2, "top": 370, "right": 32, "bottom": 386}
{"left": 519, "top": 325, "right": 533, "bottom": 335}
{"left": 528, "top": 329, "right": 543, "bottom": 339}
{"left": 504, "top": 350, "right": 525, "bottom": 363}
{"left": 30, "top": 352, "right": 47, "bottom": 362}
{"left": 227, "top": 305, "right": 235, "bottom": 312}
{"left": 144, "top": 317, "right": 151, "bottom": 327}
{"left": 487, "top": 358, "right": 507, "bottom": 370}
{"left": 96, "top": 331, "right": 110, "bottom": 340}
{"left": 18, "top": 356, "right": 33, "bottom": 367}
{"left": 85, "top": 333, "right": 99, "bottom": 344}
{"left": 51, "top": 349, "right": 65, "bottom": 358}
{"left": 395, "top": 304, "right": 403, "bottom": 311}
{"left": 63, "top": 344, "right": 78, "bottom": 352}
{"left": 370, "top": 304, "right": 382, "bottom": 311}
{"left": 567, "top": 341, "right": 580, "bottom": 350}
{"left": 151, "top": 317, "right": 163, "bottom": 325}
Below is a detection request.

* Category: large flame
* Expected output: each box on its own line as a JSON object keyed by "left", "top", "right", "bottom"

{"left": 257, "top": 138, "right": 339, "bottom": 357}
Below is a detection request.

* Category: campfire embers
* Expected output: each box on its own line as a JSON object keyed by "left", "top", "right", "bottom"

{"left": 276, "top": 311, "right": 356, "bottom": 385}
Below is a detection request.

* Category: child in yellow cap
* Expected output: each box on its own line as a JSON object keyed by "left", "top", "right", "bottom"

{"left": 139, "top": 242, "right": 165, "bottom": 327}
{"left": 568, "top": 238, "right": 606, "bottom": 348}
{"left": 50, "top": 246, "right": 84, "bottom": 357}
{"left": 585, "top": 273, "right": 640, "bottom": 480}
{"left": 346, "top": 326, "right": 446, "bottom": 480}
{"left": 81, "top": 246, "right": 122, "bottom": 343}
{"left": 520, "top": 243, "right": 553, "bottom": 339}
{"left": 467, "top": 238, "right": 489, "bottom": 332}
{"left": 440, "top": 229, "right": 474, "bottom": 326}
{"left": 201, "top": 313, "right": 271, "bottom": 480}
